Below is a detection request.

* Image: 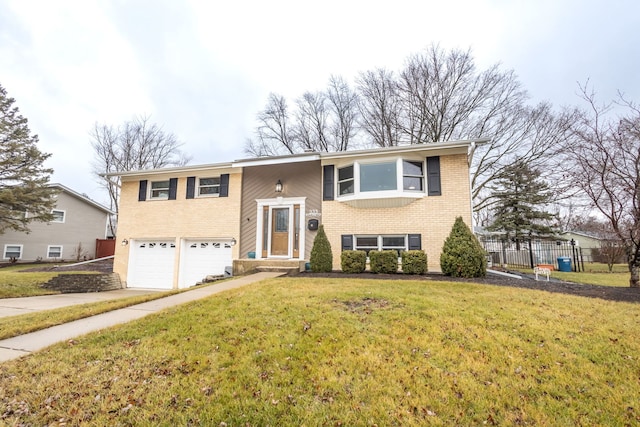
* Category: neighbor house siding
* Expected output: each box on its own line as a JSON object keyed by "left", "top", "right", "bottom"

{"left": 0, "top": 191, "right": 109, "bottom": 262}
{"left": 321, "top": 153, "right": 472, "bottom": 271}
{"left": 239, "top": 160, "right": 322, "bottom": 260}
{"left": 114, "top": 171, "right": 242, "bottom": 285}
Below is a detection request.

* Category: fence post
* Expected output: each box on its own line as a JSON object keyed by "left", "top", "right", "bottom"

{"left": 528, "top": 239, "right": 535, "bottom": 269}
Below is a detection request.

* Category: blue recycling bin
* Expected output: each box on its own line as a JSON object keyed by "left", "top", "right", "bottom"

{"left": 557, "top": 256, "right": 571, "bottom": 272}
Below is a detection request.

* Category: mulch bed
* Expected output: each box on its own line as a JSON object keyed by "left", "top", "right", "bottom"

{"left": 19, "top": 259, "right": 115, "bottom": 274}
{"left": 300, "top": 271, "right": 640, "bottom": 304}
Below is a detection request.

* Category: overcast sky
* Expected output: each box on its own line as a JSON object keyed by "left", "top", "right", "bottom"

{"left": 1, "top": 0, "right": 638, "bottom": 205}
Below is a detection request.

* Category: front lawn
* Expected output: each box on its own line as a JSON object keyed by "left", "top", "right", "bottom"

{"left": 1, "top": 277, "right": 639, "bottom": 425}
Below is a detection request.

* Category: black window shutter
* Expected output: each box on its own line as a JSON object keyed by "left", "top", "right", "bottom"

{"left": 186, "top": 176, "right": 196, "bottom": 199}
{"left": 341, "top": 235, "right": 353, "bottom": 251}
{"left": 323, "top": 165, "right": 334, "bottom": 201}
{"left": 427, "top": 156, "right": 441, "bottom": 196}
{"left": 168, "top": 178, "right": 178, "bottom": 200}
{"left": 219, "top": 174, "right": 230, "bottom": 197}
{"left": 138, "top": 180, "right": 148, "bottom": 201}
{"left": 408, "top": 234, "right": 422, "bottom": 250}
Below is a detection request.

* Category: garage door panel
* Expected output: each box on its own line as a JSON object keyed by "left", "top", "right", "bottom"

{"left": 179, "top": 240, "right": 233, "bottom": 288}
{"left": 128, "top": 240, "right": 175, "bottom": 289}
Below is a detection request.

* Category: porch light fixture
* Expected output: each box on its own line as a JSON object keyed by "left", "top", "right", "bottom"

{"left": 121, "top": 239, "right": 129, "bottom": 246}
{"left": 230, "top": 238, "right": 237, "bottom": 246}
{"left": 275, "top": 179, "right": 283, "bottom": 193}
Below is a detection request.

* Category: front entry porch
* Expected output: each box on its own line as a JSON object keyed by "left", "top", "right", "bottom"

{"left": 232, "top": 258, "right": 308, "bottom": 276}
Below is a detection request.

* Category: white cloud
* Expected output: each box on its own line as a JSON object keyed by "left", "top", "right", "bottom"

{"left": 1, "top": 0, "right": 639, "bottom": 203}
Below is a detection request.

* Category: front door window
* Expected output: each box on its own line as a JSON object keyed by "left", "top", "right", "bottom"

{"left": 271, "top": 208, "right": 289, "bottom": 255}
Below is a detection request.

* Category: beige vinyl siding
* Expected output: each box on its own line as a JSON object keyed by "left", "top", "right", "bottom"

{"left": 239, "top": 160, "right": 322, "bottom": 260}
{"left": 0, "top": 191, "right": 109, "bottom": 261}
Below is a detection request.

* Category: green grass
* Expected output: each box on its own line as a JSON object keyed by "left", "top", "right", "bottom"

{"left": 0, "top": 264, "right": 100, "bottom": 298}
{"left": 514, "top": 263, "right": 631, "bottom": 287}
{"left": 0, "top": 291, "right": 181, "bottom": 340}
{"left": 1, "top": 277, "right": 639, "bottom": 426}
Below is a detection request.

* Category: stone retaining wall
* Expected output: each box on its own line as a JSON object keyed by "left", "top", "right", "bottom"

{"left": 42, "top": 273, "right": 123, "bottom": 293}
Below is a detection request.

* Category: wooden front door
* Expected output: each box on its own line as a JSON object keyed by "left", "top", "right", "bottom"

{"left": 270, "top": 208, "right": 289, "bottom": 256}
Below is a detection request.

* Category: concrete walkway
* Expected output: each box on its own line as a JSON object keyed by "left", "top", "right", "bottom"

{"left": 0, "top": 272, "right": 283, "bottom": 363}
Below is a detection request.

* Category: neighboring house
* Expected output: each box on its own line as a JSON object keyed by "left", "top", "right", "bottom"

{"left": 111, "top": 140, "right": 483, "bottom": 289}
{"left": 560, "top": 231, "right": 604, "bottom": 262}
{"left": 0, "top": 184, "right": 113, "bottom": 262}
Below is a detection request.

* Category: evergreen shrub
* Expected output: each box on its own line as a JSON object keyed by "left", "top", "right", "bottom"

{"left": 341, "top": 250, "right": 366, "bottom": 273}
{"left": 309, "top": 225, "right": 333, "bottom": 273}
{"left": 440, "top": 217, "right": 487, "bottom": 278}
{"left": 402, "top": 250, "right": 428, "bottom": 275}
{"left": 369, "top": 250, "right": 399, "bottom": 274}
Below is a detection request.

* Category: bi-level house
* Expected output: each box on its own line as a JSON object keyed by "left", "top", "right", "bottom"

{"left": 111, "top": 140, "right": 484, "bottom": 289}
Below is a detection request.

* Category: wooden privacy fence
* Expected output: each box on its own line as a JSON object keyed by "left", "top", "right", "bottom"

{"left": 479, "top": 237, "right": 584, "bottom": 272}
{"left": 96, "top": 239, "right": 116, "bottom": 258}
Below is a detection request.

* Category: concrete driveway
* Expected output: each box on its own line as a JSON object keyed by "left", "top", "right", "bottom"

{"left": 0, "top": 289, "right": 162, "bottom": 318}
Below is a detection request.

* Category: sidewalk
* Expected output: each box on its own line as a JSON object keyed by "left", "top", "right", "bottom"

{"left": 0, "top": 272, "right": 283, "bottom": 363}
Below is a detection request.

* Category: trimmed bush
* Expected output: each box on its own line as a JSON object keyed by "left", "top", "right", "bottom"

{"left": 310, "top": 225, "right": 333, "bottom": 273}
{"left": 440, "top": 217, "right": 487, "bottom": 278}
{"left": 369, "top": 250, "right": 399, "bottom": 274}
{"left": 401, "top": 250, "right": 428, "bottom": 275}
{"left": 341, "top": 250, "right": 366, "bottom": 273}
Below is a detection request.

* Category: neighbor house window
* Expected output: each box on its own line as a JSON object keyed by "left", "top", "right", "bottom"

{"left": 51, "top": 210, "right": 65, "bottom": 223}
{"left": 403, "top": 160, "right": 424, "bottom": 191}
{"left": 47, "top": 245, "right": 63, "bottom": 258}
{"left": 198, "top": 177, "right": 220, "bottom": 196}
{"left": 150, "top": 180, "right": 170, "bottom": 199}
{"left": 360, "top": 161, "right": 397, "bottom": 192}
{"left": 3, "top": 245, "right": 22, "bottom": 259}
{"left": 338, "top": 165, "right": 354, "bottom": 195}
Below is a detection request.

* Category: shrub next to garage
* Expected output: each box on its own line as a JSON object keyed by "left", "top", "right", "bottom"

{"left": 402, "top": 250, "right": 428, "bottom": 275}
{"left": 369, "top": 250, "right": 399, "bottom": 274}
{"left": 341, "top": 250, "right": 366, "bottom": 273}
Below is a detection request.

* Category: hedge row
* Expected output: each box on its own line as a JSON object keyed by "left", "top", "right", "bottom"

{"left": 340, "top": 250, "right": 428, "bottom": 275}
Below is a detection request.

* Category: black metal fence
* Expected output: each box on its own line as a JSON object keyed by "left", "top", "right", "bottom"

{"left": 479, "top": 237, "right": 585, "bottom": 272}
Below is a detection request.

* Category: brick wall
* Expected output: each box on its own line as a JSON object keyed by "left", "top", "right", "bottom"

{"left": 114, "top": 172, "right": 242, "bottom": 286}
{"left": 321, "top": 154, "right": 472, "bottom": 271}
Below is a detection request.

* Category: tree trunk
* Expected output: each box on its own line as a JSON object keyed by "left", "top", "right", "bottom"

{"left": 629, "top": 262, "right": 640, "bottom": 288}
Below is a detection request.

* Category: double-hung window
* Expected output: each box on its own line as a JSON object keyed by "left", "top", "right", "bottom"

{"left": 150, "top": 180, "right": 170, "bottom": 199}
{"left": 198, "top": 177, "right": 220, "bottom": 196}
{"left": 3, "top": 245, "right": 22, "bottom": 259}
{"left": 338, "top": 165, "right": 354, "bottom": 195}
{"left": 47, "top": 245, "right": 63, "bottom": 258}
{"left": 403, "top": 160, "right": 424, "bottom": 191}
{"left": 51, "top": 210, "right": 65, "bottom": 223}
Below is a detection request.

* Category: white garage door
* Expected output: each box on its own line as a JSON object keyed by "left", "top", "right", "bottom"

{"left": 179, "top": 240, "right": 233, "bottom": 288}
{"left": 128, "top": 240, "right": 176, "bottom": 289}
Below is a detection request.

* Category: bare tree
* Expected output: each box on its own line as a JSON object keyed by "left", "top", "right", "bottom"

{"left": 249, "top": 93, "right": 296, "bottom": 156}
{"left": 395, "top": 45, "right": 574, "bottom": 213}
{"left": 326, "top": 75, "right": 359, "bottom": 152}
{"left": 92, "top": 115, "right": 191, "bottom": 236}
{"left": 356, "top": 68, "right": 401, "bottom": 147}
{"left": 295, "top": 91, "right": 330, "bottom": 152}
{"left": 568, "top": 83, "right": 640, "bottom": 287}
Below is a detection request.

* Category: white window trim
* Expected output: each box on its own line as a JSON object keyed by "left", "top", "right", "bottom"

{"left": 255, "top": 197, "right": 307, "bottom": 259}
{"left": 197, "top": 177, "right": 221, "bottom": 198}
{"left": 149, "top": 180, "right": 170, "bottom": 200}
{"left": 47, "top": 245, "right": 63, "bottom": 259}
{"left": 353, "top": 234, "right": 409, "bottom": 259}
{"left": 51, "top": 209, "right": 66, "bottom": 223}
{"left": 3, "top": 244, "right": 23, "bottom": 260}
{"left": 336, "top": 158, "right": 426, "bottom": 201}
